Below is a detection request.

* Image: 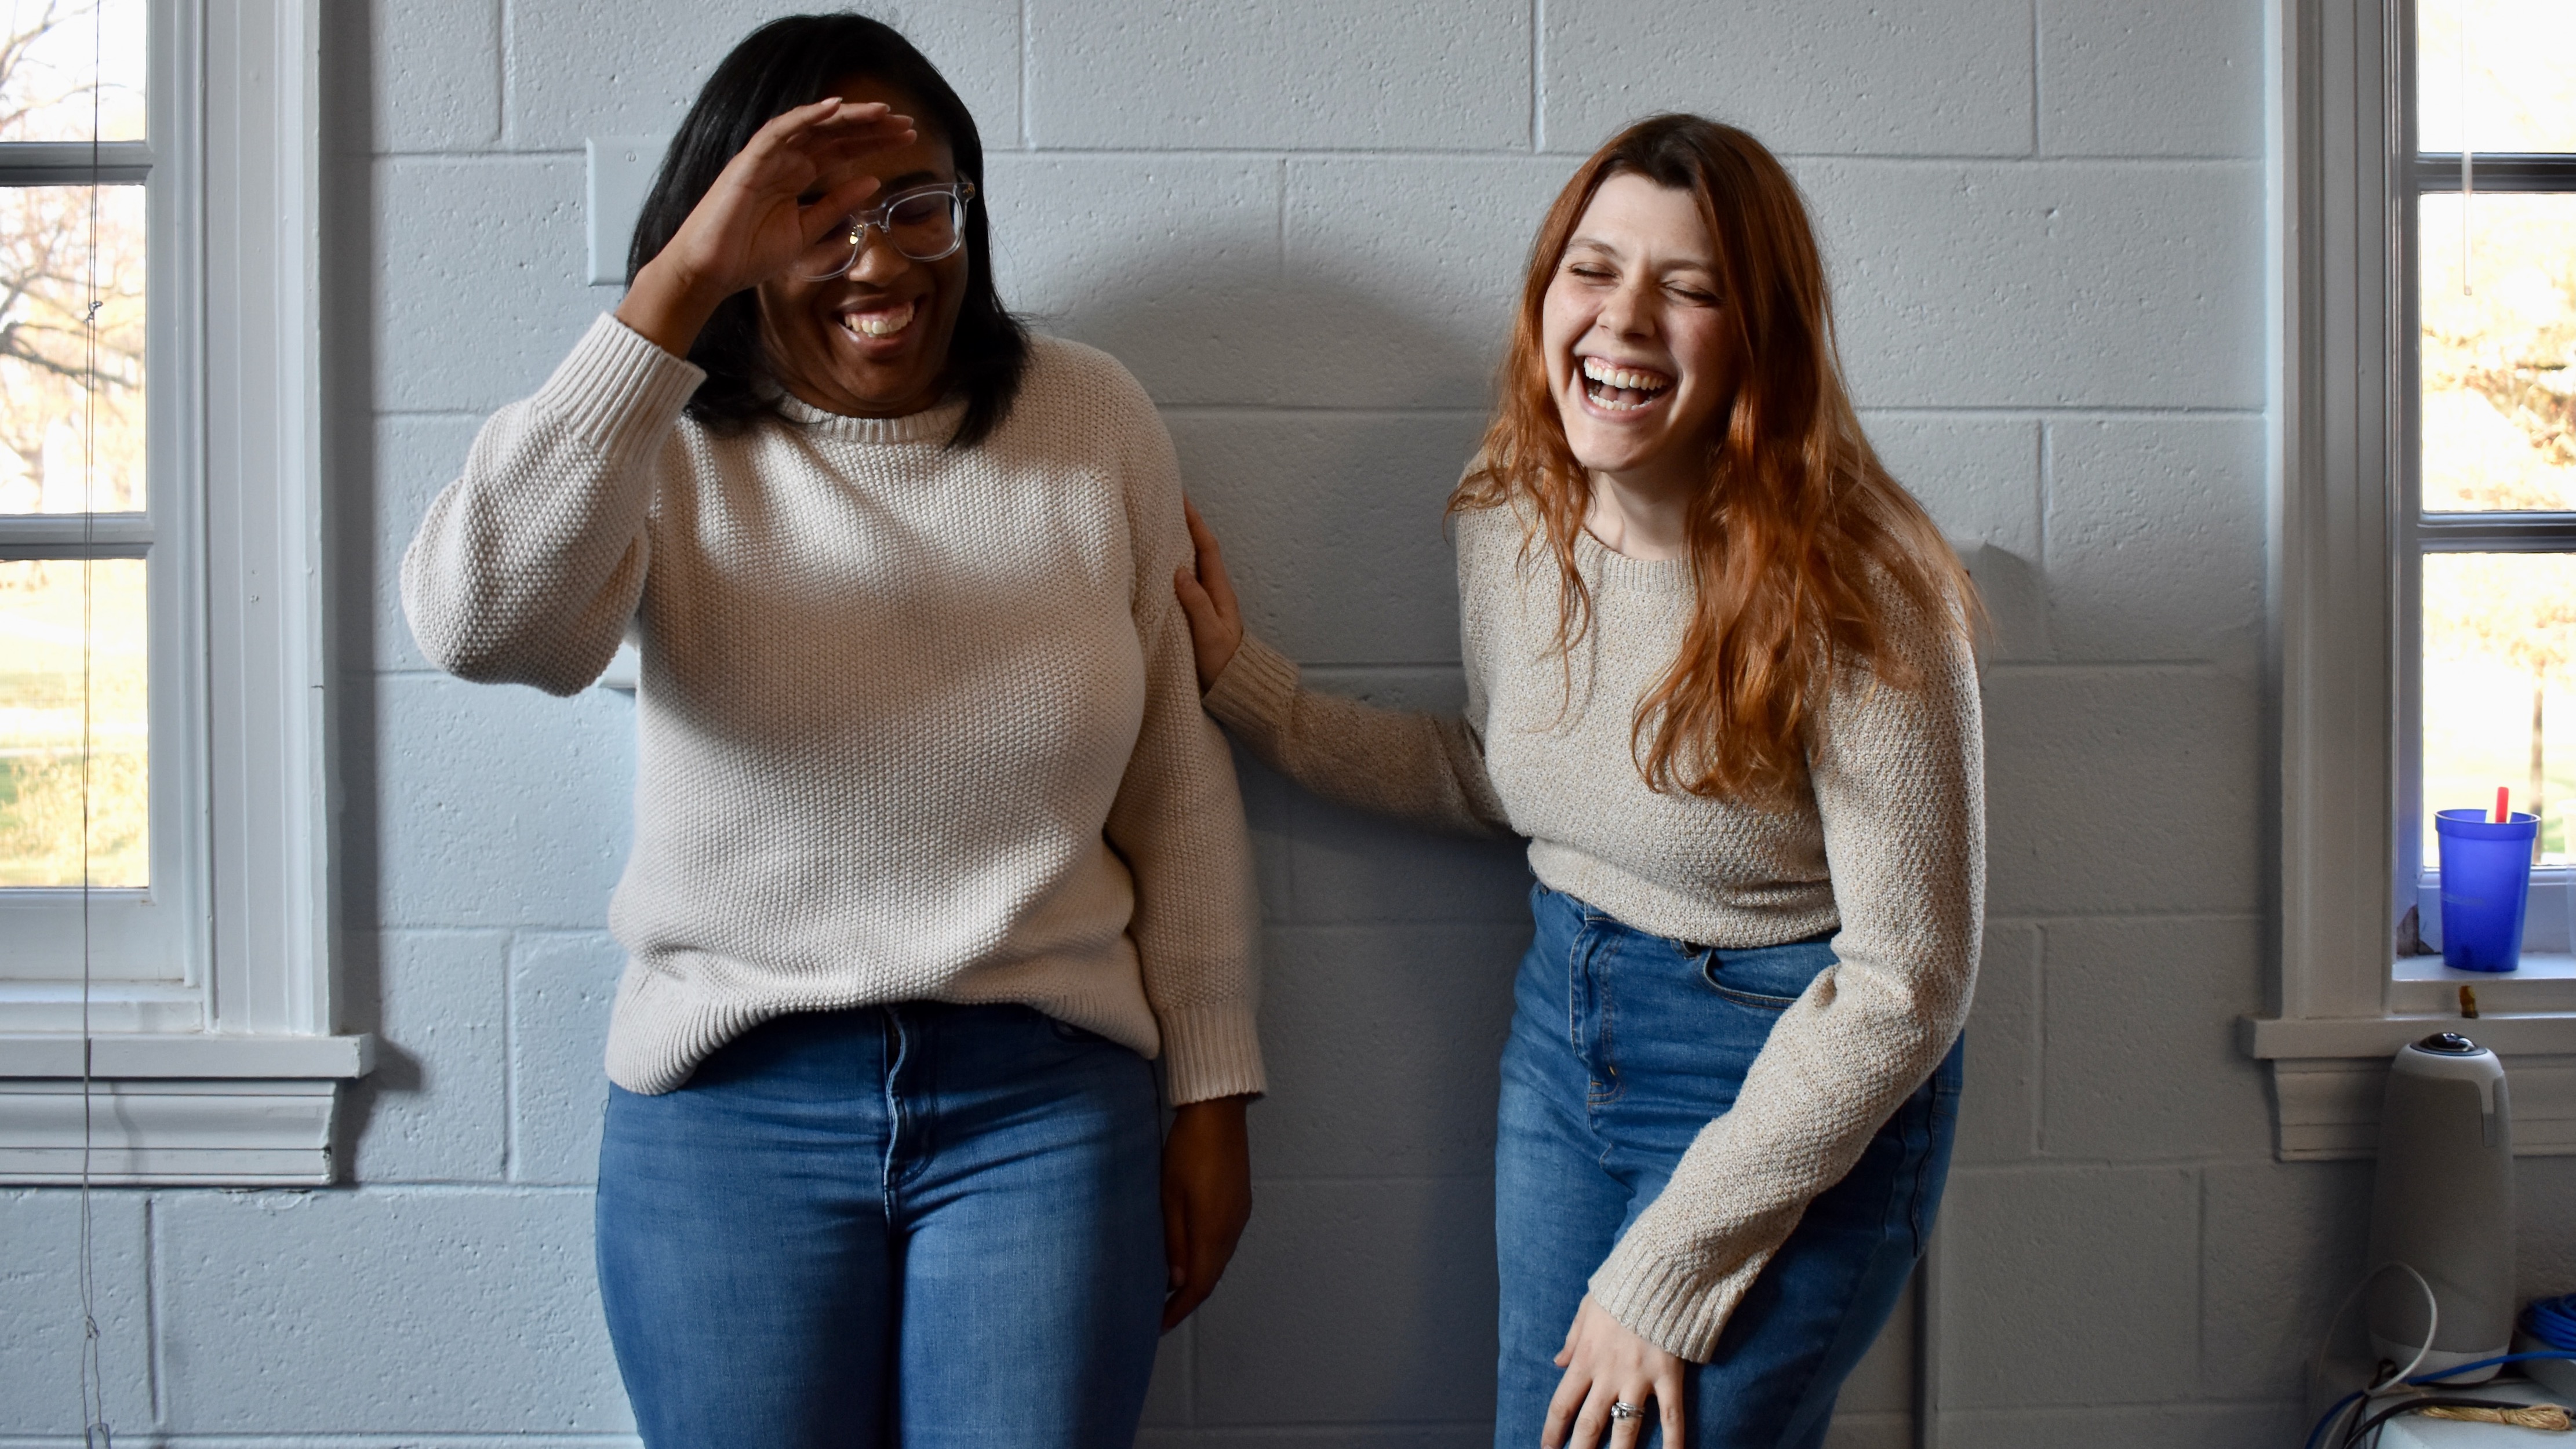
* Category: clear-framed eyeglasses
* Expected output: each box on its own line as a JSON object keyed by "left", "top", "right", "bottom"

{"left": 795, "top": 179, "right": 977, "bottom": 279}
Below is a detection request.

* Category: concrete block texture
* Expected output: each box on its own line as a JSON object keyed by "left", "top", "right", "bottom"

{"left": 155, "top": 1189, "right": 630, "bottom": 1433}
{"left": 345, "top": 930, "right": 512, "bottom": 1184}
{"left": 2199, "top": 1160, "right": 2371, "bottom": 1403}
{"left": 1025, "top": 0, "right": 1531, "bottom": 151}
{"left": 1541, "top": 0, "right": 2032, "bottom": 158}
{"left": 2517, "top": 1154, "right": 2576, "bottom": 1301}
{"left": 0, "top": 1191, "right": 152, "bottom": 1436}
{"left": 2039, "top": 0, "right": 2265, "bottom": 158}
{"left": 371, "top": 414, "right": 486, "bottom": 675}
{"left": 510, "top": 930, "right": 627, "bottom": 1185}
{"left": 1954, "top": 920, "right": 2040, "bottom": 1167}
{"left": 1937, "top": 1164, "right": 2199, "bottom": 1408}
{"left": 1862, "top": 415, "right": 2049, "bottom": 661}
{"left": 984, "top": 154, "right": 1285, "bottom": 407}
{"left": 1282, "top": 158, "right": 1584, "bottom": 409}
{"left": 1982, "top": 665, "right": 2262, "bottom": 917}
{"left": 1800, "top": 161, "right": 2266, "bottom": 410}
{"left": 2044, "top": 418, "right": 2266, "bottom": 665}
{"left": 505, "top": 0, "right": 1021, "bottom": 153}
{"left": 374, "top": 157, "right": 598, "bottom": 416}
{"left": 1192, "top": 1175, "right": 1497, "bottom": 1425}
{"left": 1236, "top": 748, "right": 1297, "bottom": 924}
{"left": 369, "top": 672, "right": 634, "bottom": 930}
{"left": 2039, "top": 915, "right": 2271, "bottom": 1161}
{"left": 372, "top": 0, "right": 501, "bottom": 153}
{"left": 1287, "top": 789, "right": 1533, "bottom": 927}
{"left": 1171, "top": 412, "right": 1484, "bottom": 667}
{"left": 1864, "top": 416, "right": 2043, "bottom": 563}
{"left": 1252, "top": 922, "right": 1526, "bottom": 1179}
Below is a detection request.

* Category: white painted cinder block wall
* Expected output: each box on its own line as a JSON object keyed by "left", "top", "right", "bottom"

{"left": 13, "top": 1, "right": 2576, "bottom": 1444}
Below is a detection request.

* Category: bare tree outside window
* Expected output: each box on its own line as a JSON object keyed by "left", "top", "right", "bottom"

{"left": 2416, "top": 0, "right": 2576, "bottom": 865}
{"left": 0, "top": 0, "right": 148, "bottom": 887}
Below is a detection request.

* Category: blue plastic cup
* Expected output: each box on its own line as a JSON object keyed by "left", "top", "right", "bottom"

{"left": 2436, "top": 809, "right": 2540, "bottom": 973}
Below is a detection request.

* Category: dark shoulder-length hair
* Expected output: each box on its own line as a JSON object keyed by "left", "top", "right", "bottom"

{"left": 627, "top": 13, "right": 1029, "bottom": 447}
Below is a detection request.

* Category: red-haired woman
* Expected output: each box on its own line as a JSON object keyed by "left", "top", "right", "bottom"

{"left": 1174, "top": 115, "right": 1981, "bottom": 1449}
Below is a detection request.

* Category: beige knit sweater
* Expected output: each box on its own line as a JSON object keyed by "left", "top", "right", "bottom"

{"left": 1202, "top": 503, "right": 1981, "bottom": 1360}
{"left": 403, "top": 314, "right": 1264, "bottom": 1104}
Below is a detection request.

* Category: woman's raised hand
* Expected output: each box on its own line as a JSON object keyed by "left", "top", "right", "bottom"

{"left": 616, "top": 98, "right": 917, "bottom": 358}
{"left": 1173, "top": 498, "right": 1246, "bottom": 693}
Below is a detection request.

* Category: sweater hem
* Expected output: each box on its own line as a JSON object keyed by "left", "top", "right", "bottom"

{"left": 1202, "top": 633, "right": 1301, "bottom": 742}
{"left": 1587, "top": 1244, "right": 1760, "bottom": 1364}
{"left": 1155, "top": 1000, "right": 1268, "bottom": 1104}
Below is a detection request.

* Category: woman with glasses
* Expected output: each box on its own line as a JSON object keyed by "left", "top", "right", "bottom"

{"left": 1174, "top": 116, "right": 1980, "bottom": 1449}
{"left": 402, "top": 15, "right": 1261, "bottom": 1448}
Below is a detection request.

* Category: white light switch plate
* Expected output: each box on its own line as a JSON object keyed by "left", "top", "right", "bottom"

{"left": 585, "top": 137, "right": 671, "bottom": 287}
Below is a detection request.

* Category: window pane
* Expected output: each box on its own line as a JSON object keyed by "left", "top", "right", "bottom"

{"left": 0, "top": 182, "right": 143, "bottom": 515}
{"left": 0, "top": 0, "right": 144, "bottom": 144}
{"left": 0, "top": 557, "right": 145, "bottom": 887}
{"left": 2419, "top": 0, "right": 2576, "bottom": 154}
{"left": 2421, "top": 192, "right": 2576, "bottom": 512}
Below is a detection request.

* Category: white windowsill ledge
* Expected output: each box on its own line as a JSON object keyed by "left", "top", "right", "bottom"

{"left": 2240, "top": 1009, "right": 2576, "bottom": 1160}
{"left": 0, "top": 1032, "right": 375, "bottom": 1186}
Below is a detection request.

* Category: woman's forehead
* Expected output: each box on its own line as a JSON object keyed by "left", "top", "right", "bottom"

{"left": 1570, "top": 174, "right": 1717, "bottom": 265}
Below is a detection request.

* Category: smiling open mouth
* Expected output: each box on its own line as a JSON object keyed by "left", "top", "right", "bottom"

{"left": 1581, "top": 356, "right": 1672, "bottom": 412}
{"left": 841, "top": 299, "right": 916, "bottom": 341}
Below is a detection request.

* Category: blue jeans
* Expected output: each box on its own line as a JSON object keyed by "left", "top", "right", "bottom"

{"left": 1496, "top": 884, "right": 1962, "bottom": 1449}
{"left": 594, "top": 1002, "right": 1166, "bottom": 1449}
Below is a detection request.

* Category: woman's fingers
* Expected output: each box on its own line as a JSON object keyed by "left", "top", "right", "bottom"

{"left": 1657, "top": 1366, "right": 1687, "bottom": 1448}
{"left": 1174, "top": 498, "right": 1246, "bottom": 691}
{"left": 1605, "top": 1383, "right": 1650, "bottom": 1449}
{"left": 1182, "top": 498, "right": 1242, "bottom": 617}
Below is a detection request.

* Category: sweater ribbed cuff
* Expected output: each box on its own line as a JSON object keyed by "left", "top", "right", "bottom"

{"left": 1200, "top": 632, "right": 1301, "bottom": 742}
{"left": 1587, "top": 1235, "right": 1767, "bottom": 1364}
{"left": 1156, "top": 1000, "right": 1267, "bottom": 1105}
{"left": 536, "top": 314, "right": 708, "bottom": 473}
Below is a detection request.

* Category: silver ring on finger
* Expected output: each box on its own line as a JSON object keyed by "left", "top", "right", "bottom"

{"left": 1609, "top": 1400, "right": 1644, "bottom": 1422}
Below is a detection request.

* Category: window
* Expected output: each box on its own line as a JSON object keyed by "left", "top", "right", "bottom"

{"left": 2403, "top": 1, "right": 2576, "bottom": 976}
{"left": 0, "top": 0, "right": 202, "bottom": 1021}
{"left": 2252, "top": 0, "right": 2576, "bottom": 1160}
{"left": 0, "top": 0, "right": 369, "bottom": 1186}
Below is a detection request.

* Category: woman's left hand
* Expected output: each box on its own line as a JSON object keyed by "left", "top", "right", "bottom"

{"left": 1160, "top": 1095, "right": 1254, "bottom": 1329}
{"left": 1543, "top": 1294, "right": 1687, "bottom": 1449}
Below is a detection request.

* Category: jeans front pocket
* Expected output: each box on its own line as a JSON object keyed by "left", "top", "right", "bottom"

{"left": 1697, "top": 934, "right": 1838, "bottom": 1011}
{"left": 1047, "top": 1014, "right": 1109, "bottom": 1046}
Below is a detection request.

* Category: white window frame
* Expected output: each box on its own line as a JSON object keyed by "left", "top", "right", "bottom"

{"left": 0, "top": 0, "right": 369, "bottom": 1186}
{"left": 2247, "top": 0, "right": 2576, "bottom": 1158}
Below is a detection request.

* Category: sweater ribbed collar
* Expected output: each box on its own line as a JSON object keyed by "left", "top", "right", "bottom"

{"left": 774, "top": 391, "right": 970, "bottom": 446}
{"left": 1574, "top": 526, "right": 1694, "bottom": 595}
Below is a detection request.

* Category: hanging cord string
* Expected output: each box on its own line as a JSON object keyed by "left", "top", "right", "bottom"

{"left": 76, "top": 2, "right": 110, "bottom": 1446}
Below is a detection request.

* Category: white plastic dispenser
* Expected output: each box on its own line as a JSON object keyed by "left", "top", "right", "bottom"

{"left": 2364, "top": 1032, "right": 2516, "bottom": 1382}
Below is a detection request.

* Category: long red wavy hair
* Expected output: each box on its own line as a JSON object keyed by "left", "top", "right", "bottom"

{"left": 1454, "top": 114, "right": 1974, "bottom": 807}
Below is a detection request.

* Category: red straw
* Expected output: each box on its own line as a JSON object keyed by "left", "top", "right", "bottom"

{"left": 2496, "top": 785, "right": 2512, "bottom": 824}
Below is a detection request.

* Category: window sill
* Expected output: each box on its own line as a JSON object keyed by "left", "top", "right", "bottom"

{"left": 2239, "top": 1010, "right": 2576, "bottom": 1160}
{"left": 0, "top": 1032, "right": 374, "bottom": 1185}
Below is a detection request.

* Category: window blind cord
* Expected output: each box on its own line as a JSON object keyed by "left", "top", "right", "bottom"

{"left": 2461, "top": 18, "right": 2473, "bottom": 297}
{"left": 75, "top": 1, "right": 109, "bottom": 1444}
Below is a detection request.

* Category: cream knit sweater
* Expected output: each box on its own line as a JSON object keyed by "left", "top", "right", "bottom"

{"left": 403, "top": 314, "right": 1264, "bottom": 1105}
{"left": 1202, "top": 503, "right": 1982, "bottom": 1360}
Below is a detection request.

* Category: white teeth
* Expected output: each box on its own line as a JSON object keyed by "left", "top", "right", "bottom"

{"left": 1581, "top": 356, "right": 1671, "bottom": 394}
{"left": 845, "top": 301, "right": 915, "bottom": 338}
